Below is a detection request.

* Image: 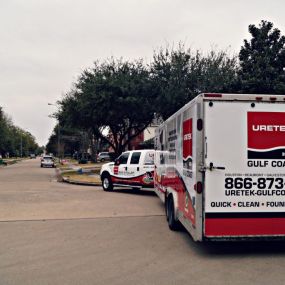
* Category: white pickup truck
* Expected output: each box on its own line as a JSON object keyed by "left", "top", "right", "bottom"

{"left": 100, "top": 149, "right": 155, "bottom": 191}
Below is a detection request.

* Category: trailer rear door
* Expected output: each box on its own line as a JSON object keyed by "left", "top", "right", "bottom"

{"left": 204, "top": 100, "right": 285, "bottom": 239}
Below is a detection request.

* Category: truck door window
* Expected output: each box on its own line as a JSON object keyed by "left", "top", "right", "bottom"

{"left": 144, "top": 151, "right": 154, "bottom": 165}
{"left": 130, "top": 152, "right": 141, "bottom": 164}
{"left": 118, "top": 153, "right": 129, "bottom": 164}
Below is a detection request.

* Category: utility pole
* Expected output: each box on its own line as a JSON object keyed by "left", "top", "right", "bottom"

{"left": 48, "top": 103, "right": 60, "bottom": 160}
{"left": 20, "top": 133, "right": 22, "bottom": 158}
{"left": 57, "top": 124, "right": 60, "bottom": 160}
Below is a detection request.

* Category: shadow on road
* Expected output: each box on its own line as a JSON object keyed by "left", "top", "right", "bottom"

{"left": 202, "top": 240, "right": 285, "bottom": 255}
{"left": 179, "top": 230, "right": 285, "bottom": 256}
{"left": 110, "top": 188, "right": 157, "bottom": 197}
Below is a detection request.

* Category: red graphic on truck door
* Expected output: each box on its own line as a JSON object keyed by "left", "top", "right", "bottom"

{"left": 183, "top": 119, "right": 193, "bottom": 170}
{"left": 248, "top": 112, "right": 285, "bottom": 159}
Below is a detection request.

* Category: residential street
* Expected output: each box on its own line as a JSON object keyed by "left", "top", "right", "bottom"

{"left": 1, "top": 159, "right": 285, "bottom": 285}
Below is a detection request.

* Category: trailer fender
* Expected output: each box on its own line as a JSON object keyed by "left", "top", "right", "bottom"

{"left": 166, "top": 188, "right": 179, "bottom": 221}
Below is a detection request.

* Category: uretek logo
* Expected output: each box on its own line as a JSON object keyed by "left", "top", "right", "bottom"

{"left": 252, "top": 125, "right": 285, "bottom": 131}
{"left": 183, "top": 118, "right": 193, "bottom": 169}
{"left": 248, "top": 112, "right": 285, "bottom": 159}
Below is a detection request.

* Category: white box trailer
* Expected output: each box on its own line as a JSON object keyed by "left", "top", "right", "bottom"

{"left": 154, "top": 93, "right": 285, "bottom": 241}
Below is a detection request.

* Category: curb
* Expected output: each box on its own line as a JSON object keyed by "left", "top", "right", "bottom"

{"left": 56, "top": 168, "right": 101, "bottom": 186}
{"left": 62, "top": 177, "right": 101, "bottom": 186}
{"left": 0, "top": 159, "right": 22, "bottom": 167}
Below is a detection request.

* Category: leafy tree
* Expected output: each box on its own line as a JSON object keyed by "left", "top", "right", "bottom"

{"left": 56, "top": 48, "right": 238, "bottom": 156}
{"left": 46, "top": 124, "right": 83, "bottom": 158}
{"left": 191, "top": 50, "right": 238, "bottom": 94}
{"left": 239, "top": 20, "right": 285, "bottom": 94}
{"left": 150, "top": 45, "right": 192, "bottom": 120}
{"left": 0, "top": 107, "right": 9, "bottom": 154}
{"left": 58, "top": 58, "right": 156, "bottom": 156}
{"left": 0, "top": 106, "right": 39, "bottom": 157}
{"left": 151, "top": 45, "right": 238, "bottom": 119}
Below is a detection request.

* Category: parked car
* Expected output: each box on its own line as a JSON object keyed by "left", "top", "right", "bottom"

{"left": 73, "top": 152, "right": 92, "bottom": 161}
{"left": 97, "top": 152, "right": 111, "bottom": 162}
{"left": 41, "top": 155, "right": 55, "bottom": 168}
{"left": 30, "top": 154, "right": 36, "bottom": 159}
{"left": 100, "top": 149, "right": 155, "bottom": 191}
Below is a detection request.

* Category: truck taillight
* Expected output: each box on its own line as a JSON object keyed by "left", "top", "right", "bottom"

{"left": 204, "top": 93, "right": 222, "bottom": 98}
{"left": 195, "top": 182, "right": 203, "bottom": 194}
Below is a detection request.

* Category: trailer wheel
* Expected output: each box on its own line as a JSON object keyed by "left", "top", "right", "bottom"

{"left": 102, "top": 174, "right": 113, "bottom": 191}
{"left": 166, "top": 196, "right": 180, "bottom": 231}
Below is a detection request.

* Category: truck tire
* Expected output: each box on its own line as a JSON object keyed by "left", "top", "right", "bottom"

{"left": 166, "top": 196, "right": 180, "bottom": 231}
{"left": 102, "top": 174, "right": 113, "bottom": 191}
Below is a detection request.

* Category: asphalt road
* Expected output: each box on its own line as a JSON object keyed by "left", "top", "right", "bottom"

{"left": 1, "top": 159, "right": 285, "bottom": 285}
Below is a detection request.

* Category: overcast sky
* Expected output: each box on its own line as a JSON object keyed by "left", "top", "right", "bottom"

{"left": 0, "top": 0, "right": 285, "bottom": 145}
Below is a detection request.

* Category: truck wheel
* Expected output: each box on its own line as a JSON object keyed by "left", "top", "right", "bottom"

{"left": 102, "top": 175, "right": 113, "bottom": 191}
{"left": 166, "top": 196, "right": 180, "bottom": 231}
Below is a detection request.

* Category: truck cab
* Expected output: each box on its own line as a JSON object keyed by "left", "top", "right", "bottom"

{"left": 100, "top": 149, "right": 155, "bottom": 191}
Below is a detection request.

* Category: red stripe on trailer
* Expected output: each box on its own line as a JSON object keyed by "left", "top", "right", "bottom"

{"left": 205, "top": 218, "right": 285, "bottom": 236}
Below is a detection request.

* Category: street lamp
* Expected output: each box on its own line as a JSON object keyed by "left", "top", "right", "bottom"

{"left": 48, "top": 103, "right": 60, "bottom": 160}
{"left": 20, "top": 133, "right": 22, "bottom": 158}
{"left": 20, "top": 128, "right": 27, "bottom": 158}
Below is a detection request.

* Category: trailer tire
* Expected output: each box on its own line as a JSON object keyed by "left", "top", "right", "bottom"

{"left": 166, "top": 196, "right": 180, "bottom": 231}
{"left": 101, "top": 174, "right": 113, "bottom": 191}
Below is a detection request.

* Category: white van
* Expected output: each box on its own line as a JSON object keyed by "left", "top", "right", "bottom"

{"left": 100, "top": 149, "right": 155, "bottom": 191}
